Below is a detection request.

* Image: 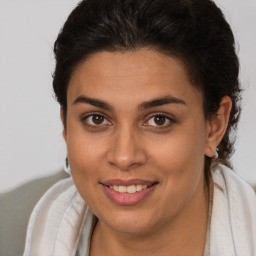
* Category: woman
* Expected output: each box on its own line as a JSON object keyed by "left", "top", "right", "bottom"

{"left": 23, "top": 0, "right": 256, "bottom": 255}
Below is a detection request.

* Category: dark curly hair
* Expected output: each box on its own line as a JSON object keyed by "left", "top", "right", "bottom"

{"left": 53, "top": 0, "right": 241, "bottom": 173}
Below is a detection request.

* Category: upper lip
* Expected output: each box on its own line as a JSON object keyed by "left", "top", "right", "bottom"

{"left": 100, "top": 179, "right": 158, "bottom": 186}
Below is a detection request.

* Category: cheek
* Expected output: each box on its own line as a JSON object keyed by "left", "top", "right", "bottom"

{"left": 67, "top": 139, "right": 104, "bottom": 208}
{"left": 66, "top": 117, "right": 106, "bottom": 165}
{"left": 151, "top": 122, "right": 206, "bottom": 171}
{"left": 67, "top": 137, "right": 104, "bottom": 179}
{"left": 65, "top": 124, "right": 107, "bottom": 194}
{"left": 66, "top": 134, "right": 114, "bottom": 215}
{"left": 150, "top": 120, "right": 206, "bottom": 197}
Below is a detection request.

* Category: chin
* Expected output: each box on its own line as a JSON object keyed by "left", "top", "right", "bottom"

{"left": 100, "top": 209, "right": 158, "bottom": 235}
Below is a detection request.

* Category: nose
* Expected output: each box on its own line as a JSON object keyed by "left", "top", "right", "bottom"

{"left": 106, "top": 125, "right": 148, "bottom": 170}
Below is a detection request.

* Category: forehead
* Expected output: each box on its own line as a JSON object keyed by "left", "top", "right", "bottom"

{"left": 67, "top": 48, "right": 202, "bottom": 108}
{"left": 72, "top": 49, "right": 188, "bottom": 80}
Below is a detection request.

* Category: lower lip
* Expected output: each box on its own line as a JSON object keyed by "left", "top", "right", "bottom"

{"left": 102, "top": 184, "right": 157, "bottom": 206}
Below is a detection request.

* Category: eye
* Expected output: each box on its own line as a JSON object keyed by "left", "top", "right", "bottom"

{"left": 81, "top": 114, "right": 111, "bottom": 127}
{"left": 145, "top": 114, "right": 175, "bottom": 127}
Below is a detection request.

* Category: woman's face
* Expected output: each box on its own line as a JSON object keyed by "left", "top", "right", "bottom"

{"left": 64, "top": 49, "right": 210, "bottom": 235}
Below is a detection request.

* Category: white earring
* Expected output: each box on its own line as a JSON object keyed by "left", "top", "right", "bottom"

{"left": 215, "top": 147, "right": 219, "bottom": 159}
{"left": 64, "top": 157, "right": 71, "bottom": 175}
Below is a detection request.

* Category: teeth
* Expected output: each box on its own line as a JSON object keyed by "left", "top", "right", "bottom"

{"left": 110, "top": 184, "right": 149, "bottom": 193}
{"left": 119, "top": 186, "right": 127, "bottom": 193}
{"left": 136, "top": 184, "right": 142, "bottom": 191}
{"left": 127, "top": 185, "right": 136, "bottom": 193}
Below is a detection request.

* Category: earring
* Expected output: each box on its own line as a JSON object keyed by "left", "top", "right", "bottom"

{"left": 64, "top": 157, "right": 71, "bottom": 175}
{"left": 215, "top": 147, "right": 219, "bottom": 159}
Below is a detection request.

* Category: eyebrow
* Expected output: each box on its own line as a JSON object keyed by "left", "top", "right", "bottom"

{"left": 138, "top": 95, "right": 186, "bottom": 110}
{"left": 73, "top": 96, "right": 113, "bottom": 110}
{"left": 72, "top": 95, "right": 186, "bottom": 111}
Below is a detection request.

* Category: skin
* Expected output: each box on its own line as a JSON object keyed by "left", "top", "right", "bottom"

{"left": 62, "top": 48, "right": 231, "bottom": 256}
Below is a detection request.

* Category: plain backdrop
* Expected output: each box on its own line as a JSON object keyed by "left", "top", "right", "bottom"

{"left": 0, "top": 0, "right": 255, "bottom": 193}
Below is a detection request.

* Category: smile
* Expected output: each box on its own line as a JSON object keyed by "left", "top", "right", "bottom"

{"left": 109, "top": 184, "right": 153, "bottom": 193}
{"left": 101, "top": 180, "right": 158, "bottom": 205}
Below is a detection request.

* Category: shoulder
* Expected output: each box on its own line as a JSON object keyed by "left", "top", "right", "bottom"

{"left": 212, "top": 164, "right": 256, "bottom": 203}
{"left": 24, "top": 177, "right": 89, "bottom": 256}
{"left": 210, "top": 164, "right": 256, "bottom": 255}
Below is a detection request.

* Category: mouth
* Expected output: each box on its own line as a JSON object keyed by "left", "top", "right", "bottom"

{"left": 100, "top": 179, "right": 159, "bottom": 205}
{"left": 102, "top": 182, "right": 158, "bottom": 194}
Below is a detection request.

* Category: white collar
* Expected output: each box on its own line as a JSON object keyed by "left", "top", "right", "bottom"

{"left": 210, "top": 165, "right": 256, "bottom": 255}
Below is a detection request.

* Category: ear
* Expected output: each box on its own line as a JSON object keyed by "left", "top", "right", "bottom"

{"left": 60, "top": 108, "right": 67, "bottom": 142}
{"left": 204, "top": 96, "right": 232, "bottom": 157}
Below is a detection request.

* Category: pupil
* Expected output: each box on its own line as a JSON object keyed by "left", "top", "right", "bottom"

{"left": 93, "top": 115, "right": 104, "bottom": 124}
{"left": 154, "top": 115, "right": 165, "bottom": 125}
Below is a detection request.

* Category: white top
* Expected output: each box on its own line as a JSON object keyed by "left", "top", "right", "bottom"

{"left": 23, "top": 165, "right": 256, "bottom": 256}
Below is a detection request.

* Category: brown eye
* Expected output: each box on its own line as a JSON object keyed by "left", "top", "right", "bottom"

{"left": 82, "top": 114, "right": 111, "bottom": 127}
{"left": 92, "top": 115, "right": 104, "bottom": 125}
{"left": 145, "top": 114, "right": 175, "bottom": 127}
{"left": 154, "top": 115, "right": 166, "bottom": 126}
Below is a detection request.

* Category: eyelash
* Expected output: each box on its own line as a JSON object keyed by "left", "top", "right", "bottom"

{"left": 80, "top": 112, "right": 176, "bottom": 129}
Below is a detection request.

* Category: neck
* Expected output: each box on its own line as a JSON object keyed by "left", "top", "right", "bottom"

{"left": 90, "top": 179, "right": 209, "bottom": 256}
